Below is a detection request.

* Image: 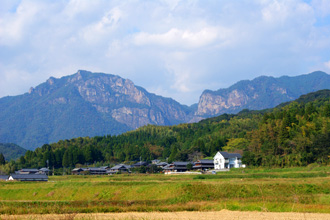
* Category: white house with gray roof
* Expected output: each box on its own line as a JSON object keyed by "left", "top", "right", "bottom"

{"left": 213, "top": 151, "right": 242, "bottom": 169}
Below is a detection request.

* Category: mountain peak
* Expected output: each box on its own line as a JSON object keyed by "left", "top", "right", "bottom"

{"left": 0, "top": 70, "right": 194, "bottom": 150}
{"left": 196, "top": 71, "right": 330, "bottom": 117}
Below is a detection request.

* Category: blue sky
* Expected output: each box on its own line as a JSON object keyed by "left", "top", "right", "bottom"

{"left": 1, "top": 0, "right": 330, "bottom": 105}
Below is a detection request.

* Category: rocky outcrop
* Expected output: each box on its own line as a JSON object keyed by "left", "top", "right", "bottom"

{"left": 196, "top": 71, "right": 330, "bottom": 117}
{"left": 196, "top": 90, "right": 249, "bottom": 116}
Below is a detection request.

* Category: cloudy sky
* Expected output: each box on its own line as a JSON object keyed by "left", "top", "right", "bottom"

{"left": 1, "top": 0, "right": 330, "bottom": 105}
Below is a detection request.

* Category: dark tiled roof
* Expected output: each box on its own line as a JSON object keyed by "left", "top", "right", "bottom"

{"left": 196, "top": 159, "right": 214, "bottom": 164}
{"left": 20, "top": 169, "right": 39, "bottom": 172}
{"left": 162, "top": 164, "right": 172, "bottom": 170}
{"left": 39, "top": 168, "right": 50, "bottom": 171}
{"left": 132, "top": 161, "right": 148, "bottom": 166}
{"left": 219, "top": 152, "right": 242, "bottom": 159}
{"left": 10, "top": 174, "right": 48, "bottom": 180}
{"left": 72, "top": 168, "right": 83, "bottom": 171}
{"left": 88, "top": 167, "right": 107, "bottom": 171}
{"left": 110, "top": 164, "right": 130, "bottom": 170}
{"left": 156, "top": 162, "right": 168, "bottom": 166}
{"left": 173, "top": 162, "right": 190, "bottom": 166}
{"left": 0, "top": 175, "right": 8, "bottom": 180}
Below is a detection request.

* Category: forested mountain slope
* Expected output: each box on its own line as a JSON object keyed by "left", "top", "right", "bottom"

{"left": 13, "top": 90, "right": 330, "bottom": 169}
{"left": 0, "top": 143, "right": 27, "bottom": 161}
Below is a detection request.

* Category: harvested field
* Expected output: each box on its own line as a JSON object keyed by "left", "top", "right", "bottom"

{"left": 2, "top": 210, "right": 330, "bottom": 220}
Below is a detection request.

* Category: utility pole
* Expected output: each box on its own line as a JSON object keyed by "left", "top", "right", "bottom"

{"left": 46, "top": 160, "right": 49, "bottom": 176}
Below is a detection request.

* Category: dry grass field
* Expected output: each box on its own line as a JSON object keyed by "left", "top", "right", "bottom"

{"left": 2, "top": 210, "right": 330, "bottom": 220}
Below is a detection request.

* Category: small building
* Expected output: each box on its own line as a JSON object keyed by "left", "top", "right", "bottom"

{"left": 156, "top": 162, "right": 168, "bottom": 168}
{"left": 213, "top": 151, "right": 242, "bottom": 169}
{"left": 131, "top": 161, "right": 148, "bottom": 167}
{"left": 16, "top": 168, "right": 40, "bottom": 174}
{"left": 71, "top": 167, "right": 110, "bottom": 175}
{"left": 108, "top": 164, "right": 131, "bottom": 174}
{"left": 88, "top": 167, "right": 107, "bottom": 175}
{"left": 163, "top": 161, "right": 190, "bottom": 174}
{"left": 39, "top": 168, "right": 50, "bottom": 175}
{"left": 72, "top": 168, "right": 87, "bottom": 175}
{"left": 0, "top": 175, "right": 8, "bottom": 181}
{"left": 9, "top": 174, "right": 48, "bottom": 182}
{"left": 193, "top": 159, "right": 214, "bottom": 170}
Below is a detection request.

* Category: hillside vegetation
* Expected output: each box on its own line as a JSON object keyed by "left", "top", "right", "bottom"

{"left": 0, "top": 143, "right": 26, "bottom": 161}
{"left": 4, "top": 90, "right": 330, "bottom": 171}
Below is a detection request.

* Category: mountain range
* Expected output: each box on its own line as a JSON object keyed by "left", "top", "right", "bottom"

{"left": 1, "top": 70, "right": 330, "bottom": 150}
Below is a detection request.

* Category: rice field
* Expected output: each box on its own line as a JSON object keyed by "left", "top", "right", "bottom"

{"left": 1, "top": 166, "right": 330, "bottom": 216}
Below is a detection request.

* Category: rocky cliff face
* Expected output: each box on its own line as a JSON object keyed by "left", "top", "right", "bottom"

{"left": 31, "top": 70, "right": 192, "bottom": 129}
{"left": 196, "top": 71, "right": 330, "bottom": 117}
{"left": 196, "top": 89, "right": 249, "bottom": 116}
{"left": 0, "top": 70, "right": 192, "bottom": 149}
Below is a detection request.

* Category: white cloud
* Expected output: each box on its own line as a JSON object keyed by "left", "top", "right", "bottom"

{"left": 311, "top": 0, "right": 330, "bottom": 17}
{"left": 133, "top": 27, "right": 221, "bottom": 49}
{"left": 0, "top": 0, "right": 44, "bottom": 46}
{"left": 81, "top": 7, "right": 123, "bottom": 44}
{"left": 325, "top": 60, "right": 330, "bottom": 69}
{"left": 0, "top": 0, "right": 330, "bottom": 105}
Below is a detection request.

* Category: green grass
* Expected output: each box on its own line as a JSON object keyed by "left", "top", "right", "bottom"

{"left": 2, "top": 166, "right": 330, "bottom": 214}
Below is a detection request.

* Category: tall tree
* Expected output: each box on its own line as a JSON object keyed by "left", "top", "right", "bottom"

{"left": 0, "top": 153, "right": 5, "bottom": 165}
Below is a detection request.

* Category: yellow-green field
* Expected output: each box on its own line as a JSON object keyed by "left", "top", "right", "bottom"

{"left": 1, "top": 166, "right": 330, "bottom": 215}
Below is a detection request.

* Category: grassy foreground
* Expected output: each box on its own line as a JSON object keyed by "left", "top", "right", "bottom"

{"left": 2, "top": 166, "right": 330, "bottom": 214}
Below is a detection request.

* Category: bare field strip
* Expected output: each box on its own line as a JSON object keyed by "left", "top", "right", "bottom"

{"left": 2, "top": 210, "right": 330, "bottom": 220}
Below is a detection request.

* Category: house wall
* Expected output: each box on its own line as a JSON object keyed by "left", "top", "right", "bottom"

{"left": 214, "top": 153, "right": 225, "bottom": 169}
{"left": 228, "top": 157, "right": 242, "bottom": 168}
{"left": 214, "top": 152, "right": 242, "bottom": 169}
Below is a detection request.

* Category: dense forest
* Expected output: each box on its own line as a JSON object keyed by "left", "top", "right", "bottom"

{"left": 1, "top": 90, "right": 330, "bottom": 173}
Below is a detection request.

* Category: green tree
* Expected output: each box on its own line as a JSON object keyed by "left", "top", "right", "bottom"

{"left": 0, "top": 153, "right": 5, "bottom": 165}
{"left": 186, "top": 162, "right": 193, "bottom": 170}
{"left": 323, "top": 104, "right": 330, "bottom": 117}
{"left": 62, "top": 150, "right": 70, "bottom": 168}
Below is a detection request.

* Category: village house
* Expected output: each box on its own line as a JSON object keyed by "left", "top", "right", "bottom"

{"left": 39, "top": 168, "right": 50, "bottom": 175}
{"left": 193, "top": 159, "right": 214, "bottom": 170}
{"left": 71, "top": 167, "right": 109, "bottom": 175}
{"left": 0, "top": 175, "right": 8, "bottom": 181}
{"left": 71, "top": 168, "right": 87, "bottom": 175}
{"left": 107, "top": 164, "right": 131, "bottom": 174}
{"left": 156, "top": 161, "right": 168, "bottom": 168}
{"left": 213, "top": 151, "right": 242, "bottom": 169}
{"left": 163, "top": 161, "right": 190, "bottom": 174}
{"left": 88, "top": 167, "right": 108, "bottom": 175}
{"left": 131, "top": 161, "right": 148, "bottom": 167}
{"left": 9, "top": 174, "right": 48, "bottom": 181}
{"left": 15, "top": 168, "right": 50, "bottom": 175}
{"left": 15, "top": 168, "right": 40, "bottom": 174}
